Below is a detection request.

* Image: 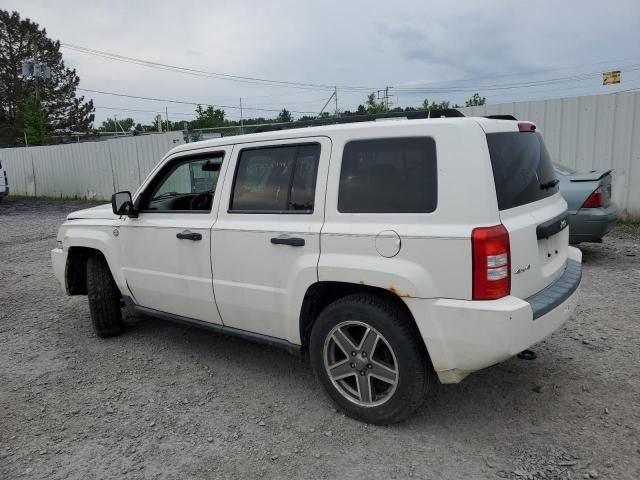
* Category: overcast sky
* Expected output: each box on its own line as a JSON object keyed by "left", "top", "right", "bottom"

{"left": 5, "top": 0, "right": 640, "bottom": 125}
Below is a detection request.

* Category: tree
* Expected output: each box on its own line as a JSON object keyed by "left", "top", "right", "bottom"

{"left": 422, "top": 98, "right": 451, "bottom": 111}
{"left": 465, "top": 93, "right": 486, "bottom": 107}
{"left": 0, "top": 9, "right": 95, "bottom": 146}
{"left": 100, "top": 117, "right": 135, "bottom": 132}
{"left": 19, "top": 97, "right": 48, "bottom": 145}
{"left": 365, "top": 92, "right": 388, "bottom": 114}
{"left": 276, "top": 108, "right": 293, "bottom": 123}
{"left": 192, "top": 105, "right": 225, "bottom": 129}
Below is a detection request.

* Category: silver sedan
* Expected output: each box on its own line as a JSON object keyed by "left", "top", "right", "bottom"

{"left": 555, "top": 165, "right": 618, "bottom": 244}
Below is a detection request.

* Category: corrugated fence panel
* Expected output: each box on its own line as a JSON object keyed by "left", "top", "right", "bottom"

{"left": 460, "top": 91, "right": 640, "bottom": 218}
{"left": 0, "top": 132, "right": 183, "bottom": 200}
{"left": 2, "top": 96, "right": 639, "bottom": 217}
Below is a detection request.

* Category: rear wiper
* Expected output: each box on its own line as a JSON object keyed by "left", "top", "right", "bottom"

{"left": 540, "top": 179, "right": 559, "bottom": 190}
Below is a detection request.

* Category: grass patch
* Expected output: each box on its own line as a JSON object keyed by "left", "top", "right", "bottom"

{"left": 612, "top": 219, "right": 640, "bottom": 235}
{"left": 5, "top": 195, "right": 108, "bottom": 205}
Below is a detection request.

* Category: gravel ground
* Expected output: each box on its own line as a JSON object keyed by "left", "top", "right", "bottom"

{"left": 1, "top": 197, "right": 639, "bottom": 480}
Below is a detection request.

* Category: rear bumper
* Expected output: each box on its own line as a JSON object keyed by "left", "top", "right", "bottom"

{"left": 569, "top": 203, "right": 618, "bottom": 243}
{"left": 51, "top": 247, "right": 68, "bottom": 292}
{"left": 406, "top": 246, "right": 582, "bottom": 384}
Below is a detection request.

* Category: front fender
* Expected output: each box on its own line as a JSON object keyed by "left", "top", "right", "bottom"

{"left": 61, "top": 221, "right": 125, "bottom": 292}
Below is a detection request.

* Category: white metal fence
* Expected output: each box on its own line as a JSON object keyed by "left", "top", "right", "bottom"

{"left": 0, "top": 132, "right": 184, "bottom": 200}
{"left": 1, "top": 91, "right": 639, "bottom": 217}
{"left": 461, "top": 91, "right": 640, "bottom": 218}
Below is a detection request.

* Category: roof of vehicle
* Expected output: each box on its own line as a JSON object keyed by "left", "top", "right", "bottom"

{"left": 170, "top": 115, "right": 520, "bottom": 156}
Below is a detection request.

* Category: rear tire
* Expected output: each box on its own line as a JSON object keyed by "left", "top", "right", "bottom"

{"left": 309, "top": 293, "right": 434, "bottom": 424}
{"left": 86, "top": 254, "right": 123, "bottom": 337}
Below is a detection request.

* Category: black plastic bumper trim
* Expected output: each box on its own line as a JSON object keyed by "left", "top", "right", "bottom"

{"left": 526, "top": 258, "right": 582, "bottom": 320}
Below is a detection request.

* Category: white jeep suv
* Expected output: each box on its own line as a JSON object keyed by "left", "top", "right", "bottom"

{"left": 52, "top": 114, "right": 581, "bottom": 424}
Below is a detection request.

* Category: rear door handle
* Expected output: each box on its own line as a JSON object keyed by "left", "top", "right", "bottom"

{"left": 270, "top": 235, "right": 305, "bottom": 247}
{"left": 176, "top": 230, "right": 202, "bottom": 241}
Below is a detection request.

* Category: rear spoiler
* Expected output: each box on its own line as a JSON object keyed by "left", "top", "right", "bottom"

{"left": 484, "top": 115, "right": 518, "bottom": 121}
{"left": 569, "top": 169, "right": 613, "bottom": 182}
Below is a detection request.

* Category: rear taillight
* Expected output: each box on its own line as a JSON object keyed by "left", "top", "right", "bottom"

{"left": 472, "top": 224, "right": 511, "bottom": 300}
{"left": 581, "top": 186, "right": 603, "bottom": 208}
{"left": 518, "top": 122, "right": 537, "bottom": 132}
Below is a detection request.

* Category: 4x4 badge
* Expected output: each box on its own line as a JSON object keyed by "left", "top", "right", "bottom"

{"left": 514, "top": 264, "right": 531, "bottom": 274}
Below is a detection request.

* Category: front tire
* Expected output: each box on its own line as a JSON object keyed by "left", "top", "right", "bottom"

{"left": 309, "top": 294, "right": 434, "bottom": 424}
{"left": 86, "top": 254, "right": 123, "bottom": 337}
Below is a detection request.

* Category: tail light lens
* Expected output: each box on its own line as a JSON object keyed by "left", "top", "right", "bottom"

{"left": 472, "top": 224, "right": 510, "bottom": 300}
{"left": 581, "top": 186, "right": 603, "bottom": 208}
{"left": 518, "top": 122, "right": 537, "bottom": 132}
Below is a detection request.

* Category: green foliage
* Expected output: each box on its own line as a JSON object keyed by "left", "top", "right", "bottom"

{"left": 276, "top": 108, "right": 293, "bottom": 122}
{"left": 100, "top": 117, "right": 135, "bottom": 132}
{"left": 191, "top": 105, "right": 225, "bottom": 129}
{"left": 422, "top": 98, "right": 451, "bottom": 110}
{"left": 465, "top": 93, "right": 486, "bottom": 107}
{"left": 136, "top": 91, "right": 490, "bottom": 135}
{"left": 19, "top": 97, "right": 48, "bottom": 145}
{"left": 0, "top": 9, "right": 95, "bottom": 146}
{"left": 364, "top": 93, "right": 388, "bottom": 114}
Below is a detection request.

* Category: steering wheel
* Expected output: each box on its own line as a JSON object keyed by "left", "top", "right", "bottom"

{"left": 190, "top": 192, "right": 212, "bottom": 210}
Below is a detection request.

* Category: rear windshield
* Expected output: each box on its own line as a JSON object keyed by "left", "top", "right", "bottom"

{"left": 486, "top": 132, "right": 558, "bottom": 210}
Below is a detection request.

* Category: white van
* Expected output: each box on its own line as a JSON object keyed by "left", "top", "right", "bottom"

{"left": 52, "top": 112, "right": 582, "bottom": 424}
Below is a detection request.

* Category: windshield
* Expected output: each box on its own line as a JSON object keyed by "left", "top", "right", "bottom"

{"left": 486, "top": 132, "right": 559, "bottom": 211}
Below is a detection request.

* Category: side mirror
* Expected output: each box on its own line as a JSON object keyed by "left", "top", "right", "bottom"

{"left": 111, "top": 191, "right": 137, "bottom": 217}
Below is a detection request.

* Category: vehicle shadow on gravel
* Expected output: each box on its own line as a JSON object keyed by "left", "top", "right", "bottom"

{"left": 121, "top": 310, "right": 576, "bottom": 431}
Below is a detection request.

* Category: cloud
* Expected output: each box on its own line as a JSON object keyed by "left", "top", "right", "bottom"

{"left": 3, "top": 0, "right": 639, "bottom": 123}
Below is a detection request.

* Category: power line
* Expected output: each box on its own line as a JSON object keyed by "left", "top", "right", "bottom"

{"left": 62, "top": 41, "right": 640, "bottom": 99}
{"left": 393, "top": 55, "right": 640, "bottom": 89}
{"left": 62, "top": 42, "right": 375, "bottom": 93}
{"left": 392, "top": 64, "right": 640, "bottom": 94}
{"left": 79, "top": 87, "right": 320, "bottom": 115}
{"left": 95, "top": 106, "right": 197, "bottom": 117}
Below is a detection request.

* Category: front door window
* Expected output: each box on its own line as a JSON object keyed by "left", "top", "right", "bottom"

{"left": 141, "top": 154, "right": 223, "bottom": 212}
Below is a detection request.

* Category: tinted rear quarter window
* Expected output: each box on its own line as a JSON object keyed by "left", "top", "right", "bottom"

{"left": 486, "top": 132, "right": 558, "bottom": 210}
{"left": 338, "top": 137, "right": 437, "bottom": 213}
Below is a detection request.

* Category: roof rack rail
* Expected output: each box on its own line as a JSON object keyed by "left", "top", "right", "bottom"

{"left": 484, "top": 114, "right": 518, "bottom": 121}
{"left": 253, "top": 108, "right": 465, "bottom": 133}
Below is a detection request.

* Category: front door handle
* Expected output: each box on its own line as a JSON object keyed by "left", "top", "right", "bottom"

{"left": 270, "top": 235, "right": 305, "bottom": 247}
{"left": 176, "top": 230, "right": 202, "bottom": 241}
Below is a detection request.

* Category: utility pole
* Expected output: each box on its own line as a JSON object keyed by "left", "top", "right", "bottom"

{"left": 114, "top": 115, "right": 118, "bottom": 136}
{"left": 156, "top": 114, "right": 162, "bottom": 132}
{"left": 317, "top": 89, "right": 337, "bottom": 118}
{"left": 377, "top": 86, "right": 391, "bottom": 110}
{"left": 165, "top": 106, "right": 169, "bottom": 132}
{"left": 240, "top": 97, "right": 244, "bottom": 134}
{"left": 334, "top": 86, "right": 338, "bottom": 115}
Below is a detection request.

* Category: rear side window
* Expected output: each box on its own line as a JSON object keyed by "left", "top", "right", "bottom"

{"left": 230, "top": 143, "right": 320, "bottom": 213}
{"left": 486, "top": 132, "right": 559, "bottom": 210}
{"left": 338, "top": 137, "right": 437, "bottom": 213}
